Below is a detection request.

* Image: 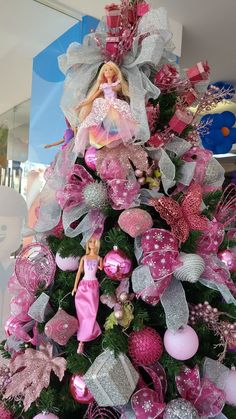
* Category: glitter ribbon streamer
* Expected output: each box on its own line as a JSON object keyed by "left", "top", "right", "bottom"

{"left": 58, "top": 7, "right": 173, "bottom": 142}
{"left": 175, "top": 365, "right": 226, "bottom": 417}
{"left": 160, "top": 278, "right": 189, "bottom": 332}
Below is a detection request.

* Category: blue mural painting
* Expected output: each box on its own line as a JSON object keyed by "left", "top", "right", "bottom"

{"left": 29, "top": 15, "right": 98, "bottom": 164}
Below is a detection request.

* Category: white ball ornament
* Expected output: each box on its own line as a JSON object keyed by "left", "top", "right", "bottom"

{"left": 55, "top": 252, "right": 80, "bottom": 271}
{"left": 223, "top": 368, "right": 236, "bottom": 406}
{"left": 164, "top": 325, "right": 199, "bottom": 360}
{"left": 33, "top": 413, "right": 59, "bottom": 419}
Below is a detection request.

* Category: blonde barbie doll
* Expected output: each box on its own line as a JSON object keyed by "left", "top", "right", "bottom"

{"left": 74, "top": 61, "right": 138, "bottom": 155}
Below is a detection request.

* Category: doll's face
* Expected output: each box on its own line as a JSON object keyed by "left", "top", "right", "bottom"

{"left": 88, "top": 237, "right": 96, "bottom": 251}
{"left": 104, "top": 65, "right": 116, "bottom": 80}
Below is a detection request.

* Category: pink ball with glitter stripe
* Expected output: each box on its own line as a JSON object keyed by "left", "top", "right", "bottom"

{"left": 118, "top": 208, "right": 153, "bottom": 238}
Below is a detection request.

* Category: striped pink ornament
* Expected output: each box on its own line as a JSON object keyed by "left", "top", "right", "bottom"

{"left": 118, "top": 209, "right": 153, "bottom": 238}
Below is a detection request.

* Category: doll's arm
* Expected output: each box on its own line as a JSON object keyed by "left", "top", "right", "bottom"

{"left": 75, "top": 90, "right": 101, "bottom": 112}
{"left": 72, "top": 257, "right": 84, "bottom": 296}
{"left": 44, "top": 139, "right": 64, "bottom": 149}
{"left": 112, "top": 80, "right": 121, "bottom": 92}
{"left": 98, "top": 257, "right": 103, "bottom": 271}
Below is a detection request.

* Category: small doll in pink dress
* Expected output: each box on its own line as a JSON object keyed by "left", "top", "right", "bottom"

{"left": 74, "top": 61, "right": 139, "bottom": 155}
{"left": 71, "top": 236, "right": 102, "bottom": 353}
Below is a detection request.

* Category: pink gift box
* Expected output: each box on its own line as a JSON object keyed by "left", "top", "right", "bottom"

{"left": 105, "top": 5, "right": 121, "bottom": 29}
{"left": 169, "top": 109, "right": 193, "bottom": 134}
{"left": 181, "top": 89, "right": 198, "bottom": 106}
{"left": 186, "top": 61, "right": 210, "bottom": 83}
{"left": 137, "top": 1, "right": 150, "bottom": 17}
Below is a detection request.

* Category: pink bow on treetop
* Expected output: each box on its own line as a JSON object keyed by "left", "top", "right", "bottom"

{"left": 176, "top": 365, "right": 225, "bottom": 417}
{"left": 150, "top": 183, "right": 208, "bottom": 243}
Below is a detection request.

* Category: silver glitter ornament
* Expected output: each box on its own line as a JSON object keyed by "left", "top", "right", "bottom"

{"left": 163, "top": 399, "right": 199, "bottom": 419}
{"left": 83, "top": 181, "right": 108, "bottom": 210}
{"left": 84, "top": 350, "right": 139, "bottom": 407}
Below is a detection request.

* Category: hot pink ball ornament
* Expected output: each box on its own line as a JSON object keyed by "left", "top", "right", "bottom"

{"left": 128, "top": 327, "right": 163, "bottom": 366}
{"left": 69, "top": 374, "right": 94, "bottom": 404}
{"left": 85, "top": 146, "right": 97, "bottom": 170}
{"left": 55, "top": 252, "right": 80, "bottom": 271}
{"left": 0, "top": 403, "right": 11, "bottom": 419}
{"left": 164, "top": 325, "right": 199, "bottom": 360}
{"left": 33, "top": 414, "right": 59, "bottom": 419}
{"left": 15, "top": 243, "right": 56, "bottom": 293}
{"left": 103, "top": 246, "right": 133, "bottom": 280}
{"left": 118, "top": 208, "right": 153, "bottom": 238}
{"left": 217, "top": 249, "right": 236, "bottom": 272}
{"left": 222, "top": 368, "right": 236, "bottom": 406}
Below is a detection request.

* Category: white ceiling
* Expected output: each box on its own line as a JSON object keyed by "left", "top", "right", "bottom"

{"left": 0, "top": 0, "right": 236, "bottom": 115}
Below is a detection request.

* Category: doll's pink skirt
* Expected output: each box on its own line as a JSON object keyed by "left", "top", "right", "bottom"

{"left": 75, "top": 279, "right": 101, "bottom": 342}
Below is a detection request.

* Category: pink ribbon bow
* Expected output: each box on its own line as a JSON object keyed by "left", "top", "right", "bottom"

{"left": 182, "top": 146, "right": 212, "bottom": 186}
{"left": 137, "top": 229, "right": 181, "bottom": 304}
{"left": 130, "top": 363, "right": 167, "bottom": 418}
{"left": 150, "top": 183, "right": 208, "bottom": 243}
{"left": 176, "top": 365, "right": 225, "bottom": 417}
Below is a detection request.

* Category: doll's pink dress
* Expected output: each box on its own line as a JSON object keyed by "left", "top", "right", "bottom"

{"left": 75, "top": 257, "right": 101, "bottom": 342}
{"left": 74, "top": 80, "right": 138, "bottom": 155}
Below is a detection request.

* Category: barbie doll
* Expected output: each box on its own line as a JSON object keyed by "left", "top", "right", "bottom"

{"left": 72, "top": 236, "right": 102, "bottom": 353}
{"left": 44, "top": 118, "right": 75, "bottom": 150}
{"left": 74, "top": 61, "right": 138, "bottom": 155}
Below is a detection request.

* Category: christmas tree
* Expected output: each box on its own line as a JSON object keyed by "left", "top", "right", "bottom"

{"left": 1, "top": 1, "right": 236, "bottom": 418}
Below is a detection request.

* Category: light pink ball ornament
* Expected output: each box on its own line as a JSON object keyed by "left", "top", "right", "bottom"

{"left": 55, "top": 252, "right": 80, "bottom": 271}
{"left": 223, "top": 368, "right": 236, "bottom": 406}
{"left": 85, "top": 146, "right": 97, "bottom": 170}
{"left": 217, "top": 249, "right": 236, "bottom": 272}
{"left": 69, "top": 374, "right": 94, "bottom": 404}
{"left": 33, "top": 414, "right": 59, "bottom": 419}
{"left": 128, "top": 327, "right": 163, "bottom": 366}
{"left": 118, "top": 208, "right": 153, "bottom": 238}
{"left": 164, "top": 325, "right": 199, "bottom": 360}
{"left": 103, "top": 246, "right": 133, "bottom": 280}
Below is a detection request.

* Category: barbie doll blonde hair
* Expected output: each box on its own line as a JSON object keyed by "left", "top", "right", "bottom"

{"left": 85, "top": 237, "right": 101, "bottom": 255}
{"left": 79, "top": 61, "right": 129, "bottom": 121}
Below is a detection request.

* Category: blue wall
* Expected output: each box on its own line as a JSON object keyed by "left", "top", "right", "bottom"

{"left": 29, "top": 15, "right": 98, "bottom": 164}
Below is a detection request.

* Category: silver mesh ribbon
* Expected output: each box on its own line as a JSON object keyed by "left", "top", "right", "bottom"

{"left": 165, "top": 136, "right": 192, "bottom": 157}
{"left": 199, "top": 279, "right": 236, "bottom": 305}
{"left": 160, "top": 279, "right": 189, "bottom": 332}
{"left": 203, "top": 357, "right": 229, "bottom": 391}
{"left": 58, "top": 7, "right": 173, "bottom": 143}
{"left": 131, "top": 265, "right": 155, "bottom": 293}
{"left": 178, "top": 162, "right": 196, "bottom": 186}
{"left": 147, "top": 148, "right": 176, "bottom": 193}
{"left": 28, "top": 292, "right": 52, "bottom": 323}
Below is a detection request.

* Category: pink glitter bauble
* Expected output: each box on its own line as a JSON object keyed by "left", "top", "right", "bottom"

{"left": 33, "top": 414, "right": 59, "bottom": 419}
{"left": 85, "top": 146, "right": 97, "bottom": 170}
{"left": 164, "top": 325, "right": 199, "bottom": 360}
{"left": 45, "top": 308, "right": 78, "bottom": 345}
{"left": 217, "top": 249, "right": 236, "bottom": 272}
{"left": 69, "top": 374, "right": 94, "bottom": 404}
{"left": 103, "top": 247, "right": 133, "bottom": 280}
{"left": 55, "top": 252, "right": 80, "bottom": 271}
{"left": 128, "top": 327, "right": 163, "bottom": 366}
{"left": 118, "top": 209, "right": 153, "bottom": 238}
{"left": 222, "top": 369, "right": 236, "bottom": 406}
{"left": 0, "top": 403, "right": 11, "bottom": 419}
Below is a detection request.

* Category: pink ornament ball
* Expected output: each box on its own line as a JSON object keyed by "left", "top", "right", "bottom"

{"left": 223, "top": 369, "right": 236, "bottom": 406}
{"left": 128, "top": 327, "right": 163, "bottom": 366}
{"left": 70, "top": 374, "right": 94, "bottom": 404}
{"left": 118, "top": 208, "right": 153, "bottom": 238}
{"left": 55, "top": 252, "right": 80, "bottom": 271}
{"left": 33, "top": 414, "right": 59, "bottom": 419}
{"left": 164, "top": 325, "right": 199, "bottom": 360}
{"left": 0, "top": 403, "right": 11, "bottom": 419}
{"left": 217, "top": 249, "right": 236, "bottom": 272}
{"left": 85, "top": 146, "right": 97, "bottom": 170}
{"left": 103, "top": 247, "right": 133, "bottom": 280}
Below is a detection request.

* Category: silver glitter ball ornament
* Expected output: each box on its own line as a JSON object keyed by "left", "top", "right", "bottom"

{"left": 83, "top": 181, "right": 108, "bottom": 210}
{"left": 163, "top": 399, "right": 200, "bottom": 419}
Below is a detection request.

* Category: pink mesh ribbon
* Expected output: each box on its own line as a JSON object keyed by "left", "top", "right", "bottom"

{"left": 176, "top": 365, "right": 225, "bottom": 417}
{"left": 150, "top": 183, "right": 208, "bottom": 243}
{"left": 107, "top": 178, "right": 140, "bottom": 210}
{"left": 200, "top": 253, "right": 236, "bottom": 297}
{"left": 182, "top": 146, "right": 212, "bottom": 185}
{"left": 197, "top": 218, "right": 224, "bottom": 254}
